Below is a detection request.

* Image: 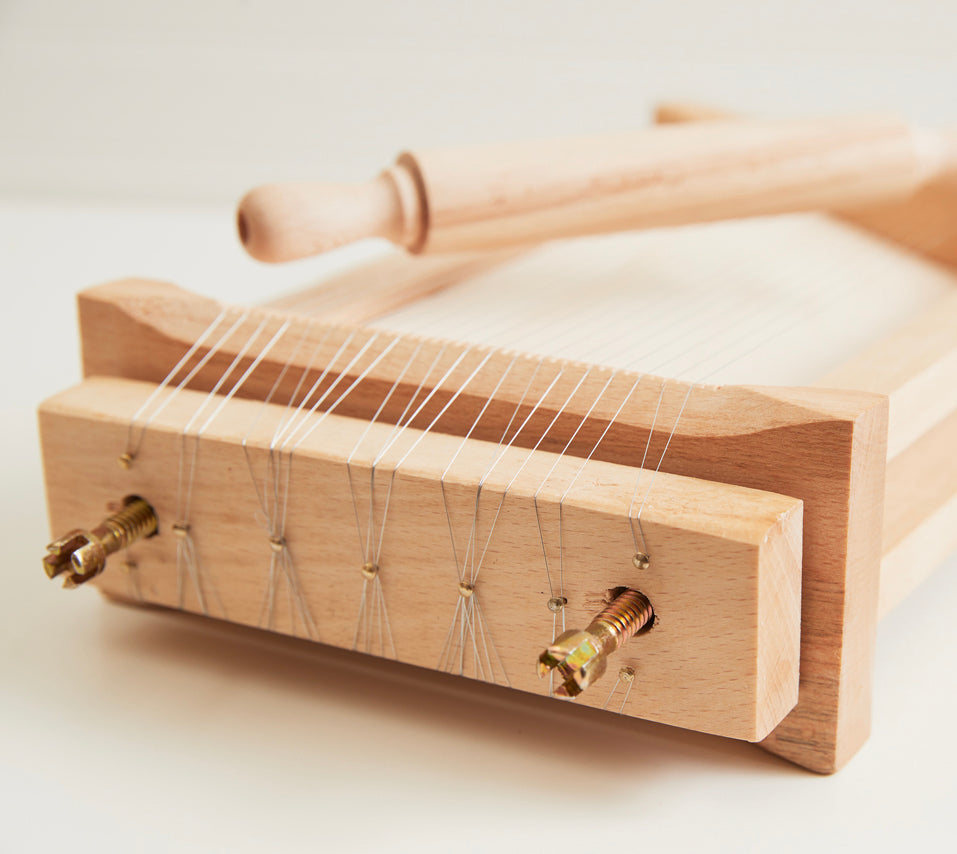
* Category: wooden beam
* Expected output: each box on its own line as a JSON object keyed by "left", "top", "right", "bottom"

{"left": 881, "top": 407, "right": 957, "bottom": 616}
{"left": 40, "top": 377, "right": 804, "bottom": 742}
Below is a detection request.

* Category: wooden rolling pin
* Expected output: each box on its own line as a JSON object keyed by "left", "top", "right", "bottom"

{"left": 237, "top": 116, "right": 957, "bottom": 262}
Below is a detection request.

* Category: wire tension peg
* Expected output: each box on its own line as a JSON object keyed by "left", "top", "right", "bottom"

{"left": 43, "top": 497, "right": 158, "bottom": 589}
{"left": 537, "top": 588, "right": 654, "bottom": 698}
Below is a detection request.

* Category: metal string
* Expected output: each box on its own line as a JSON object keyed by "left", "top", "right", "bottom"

{"left": 436, "top": 356, "right": 551, "bottom": 683}
{"left": 124, "top": 308, "right": 239, "bottom": 462}
{"left": 171, "top": 313, "right": 283, "bottom": 615}
{"left": 601, "top": 668, "right": 637, "bottom": 713}
{"left": 344, "top": 340, "right": 442, "bottom": 657}
{"left": 241, "top": 319, "right": 326, "bottom": 639}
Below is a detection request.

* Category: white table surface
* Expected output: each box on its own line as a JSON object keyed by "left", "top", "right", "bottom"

{"left": 1, "top": 200, "right": 955, "bottom": 853}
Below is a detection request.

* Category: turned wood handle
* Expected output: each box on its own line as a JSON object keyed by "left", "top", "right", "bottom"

{"left": 238, "top": 116, "right": 957, "bottom": 262}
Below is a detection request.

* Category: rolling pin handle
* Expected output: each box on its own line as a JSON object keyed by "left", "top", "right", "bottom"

{"left": 237, "top": 164, "right": 425, "bottom": 263}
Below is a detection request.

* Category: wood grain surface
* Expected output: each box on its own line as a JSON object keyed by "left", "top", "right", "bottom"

{"left": 40, "top": 377, "right": 804, "bottom": 742}
{"left": 67, "top": 279, "right": 889, "bottom": 772}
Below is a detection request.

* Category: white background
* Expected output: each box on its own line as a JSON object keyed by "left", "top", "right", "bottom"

{"left": 2, "top": 2, "right": 956, "bottom": 852}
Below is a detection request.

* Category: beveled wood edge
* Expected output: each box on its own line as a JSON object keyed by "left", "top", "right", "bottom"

{"left": 79, "top": 278, "right": 882, "bottom": 440}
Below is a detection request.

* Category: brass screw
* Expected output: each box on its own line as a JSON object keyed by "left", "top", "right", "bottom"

{"left": 43, "top": 497, "right": 158, "bottom": 589}
{"left": 458, "top": 581, "right": 475, "bottom": 599}
{"left": 537, "top": 588, "right": 653, "bottom": 698}
{"left": 361, "top": 561, "right": 379, "bottom": 580}
{"left": 632, "top": 552, "right": 650, "bottom": 570}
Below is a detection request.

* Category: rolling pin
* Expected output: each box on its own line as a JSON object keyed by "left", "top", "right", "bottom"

{"left": 237, "top": 116, "right": 957, "bottom": 262}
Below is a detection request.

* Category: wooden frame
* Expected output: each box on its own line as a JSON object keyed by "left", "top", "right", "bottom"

{"left": 37, "top": 111, "right": 957, "bottom": 775}
{"left": 41, "top": 276, "right": 891, "bottom": 773}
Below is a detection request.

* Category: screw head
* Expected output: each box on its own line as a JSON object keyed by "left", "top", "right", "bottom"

{"left": 43, "top": 498, "right": 158, "bottom": 589}
{"left": 43, "top": 531, "right": 88, "bottom": 579}
{"left": 43, "top": 530, "right": 106, "bottom": 584}
{"left": 458, "top": 581, "right": 474, "bottom": 599}
{"left": 537, "top": 629, "right": 608, "bottom": 697}
{"left": 360, "top": 561, "right": 379, "bottom": 580}
{"left": 546, "top": 596, "right": 567, "bottom": 613}
{"left": 632, "top": 552, "right": 650, "bottom": 570}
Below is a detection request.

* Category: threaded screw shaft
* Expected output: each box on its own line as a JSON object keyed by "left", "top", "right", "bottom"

{"left": 538, "top": 587, "right": 654, "bottom": 698}
{"left": 587, "top": 589, "right": 654, "bottom": 654}
{"left": 43, "top": 497, "right": 158, "bottom": 588}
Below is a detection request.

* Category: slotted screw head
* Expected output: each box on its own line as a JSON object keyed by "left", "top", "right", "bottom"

{"left": 537, "top": 629, "right": 608, "bottom": 697}
{"left": 44, "top": 531, "right": 96, "bottom": 579}
{"left": 42, "top": 497, "right": 158, "bottom": 589}
{"left": 537, "top": 588, "right": 653, "bottom": 699}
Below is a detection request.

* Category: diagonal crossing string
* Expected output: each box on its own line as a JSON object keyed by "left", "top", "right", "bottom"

{"left": 343, "top": 339, "right": 443, "bottom": 657}
{"left": 335, "top": 337, "right": 499, "bottom": 661}
{"left": 123, "top": 308, "right": 238, "bottom": 464}
{"left": 622, "top": 230, "right": 889, "bottom": 567}
{"left": 251, "top": 326, "right": 403, "bottom": 640}
{"left": 535, "top": 372, "right": 646, "bottom": 698}
{"left": 267, "top": 329, "right": 494, "bottom": 658}
{"left": 172, "top": 314, "right": 288, "bottom": 615}
{"left": 358, "top": 342, "right": 451, "bottom": 568}
{"left": 241, "top": 319, "right": 330, "bottom": 639}
{"left": 601, "top": 667, "right": 637, "bottom": 713}
{"left": 437, "top": 358, "right": 607, "bottom": 684}
{"left": 436, "top": 356, "right": 550, "bottom": 683}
